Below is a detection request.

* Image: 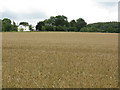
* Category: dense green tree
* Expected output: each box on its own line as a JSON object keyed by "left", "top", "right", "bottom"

{"left": 0, "top": 19, "right": 2, "bottom": 32}
{"left": 19, "top": 22, "right": 29, "bottom": 26}
{"left": 68, "top": 27, "right": 77, "bottom": 32}
{"left": 55, "top": 26, "right": 68, "bottom": 31}
{"left": 69, "top": 20, "right": 76, "bottom": 27}
{"left": 81, "top": 26, "right": 101, "bottom": 32}
{"left": 29, "top": 25, "right": 33, "bottom": 31}
{"left": 36, "top": 21, "right": 44, "bottom": 31}
{"left": 35, "top": 15, "right": 119, "bottom": 33}
{"left": 54, "top": 15, "right": 68, "bottom": 26}
{"left": 44, "top": 16, "right": 56, "bottom": 26}
{"left": 80, "top": 22, "right": 119, "bottom": 33}
{"left": 42, "top": 26, "right": 55, "bottom": 31}
{"left": 44, "top": 19, "right": 52, "bottom": 26}
{"left": 11, "top": 21, "right": 18, "bottom": 31}
{"left": 49, "top": 16, "right": 56, "bottom": 26}
{"left": 76, "top": 18, "right": 87, "bottom": 31}
{"left": 37, "top": 15, "right": 69, "bottom": 31}
{"left": 2, "top": 18, "right": 18, "bottom": 32}
{"left": 2, "top": 18, "right": 12, "bottom": 32}
{"left": 68, "top": 20, "right": 77, "bottom": 31}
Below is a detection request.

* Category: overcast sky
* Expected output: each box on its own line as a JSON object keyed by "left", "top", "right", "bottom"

{"left": 0, "top": 0, "right": 118, "bottom": 25}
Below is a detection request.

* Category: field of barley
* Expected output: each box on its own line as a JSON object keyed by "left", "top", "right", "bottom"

{"left": 2, "top": 32, "right": 118, "bottom": 88}
{"left": 0, "top": 33, "right": 2, "bottom": 89}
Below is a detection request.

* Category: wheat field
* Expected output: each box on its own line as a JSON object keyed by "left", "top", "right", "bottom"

{"left": 0, "top": 33, "right": 2, "bottom": 89}
{"left": 2, "top": 32, "right": 118, "bottom": 88}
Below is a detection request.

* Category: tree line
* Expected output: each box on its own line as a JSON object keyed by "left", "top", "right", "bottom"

{"left": 36, "top": 15, "right": 87, "bottom": 32}
{"left": 0, "top": 15, "right": 120, "bottom": 33}
{"left": 81, "top": 22, "right": 120, "bottom": 33}
{"left": 0, "top": 18, "right": 33, "bottom": 32}
{"left": 0, "top": 18, "right": 18, "bottom": 32}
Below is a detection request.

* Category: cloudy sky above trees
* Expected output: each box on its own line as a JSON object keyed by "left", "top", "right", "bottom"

{"left": 0, "top": 0, "right": 118, "bottom": 25}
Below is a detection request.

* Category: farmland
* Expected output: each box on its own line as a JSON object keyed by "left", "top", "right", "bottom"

{"left": 0, "top": 32, "right": 2, "bottom": 89}
{"left": 2, "top": 32, "right": 118, "bottom": 88}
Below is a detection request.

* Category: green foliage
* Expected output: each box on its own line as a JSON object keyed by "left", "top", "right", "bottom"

{"left": 43, "top": 15, "right": 69, "bottom": 27}
{"left": 19, "top": 22, "right": 29, "bottom": 26}
{"left": 81, "top": 27, "right": 101, "bottom": 32}
{"left": 36, "top": 21, "right": 44, "bottom": 31}
{"left": 19, "top": 28, "right": 24, "bottom": 32}
{"left": 54, "top": 15, "right": 68, "bottom": 26}
{"left": 41, "top": 26, "right": 46, "bottom": 31}
{"left": 69, "top": 20, "right": 76, "bottom": 27}
{"left": 81, "top": 22, "right": 119, "bottom": 33}
{"left": 44, "top": 16, "right": 55, "bottom": 26}
{"left": 2, "top": 18, "right": 12, "bottom": 32}
{"left": 2, "top": 16, "right": 118, "bottom": 33}
{"left": 42, "top": 26, "right": 55, "bottom": 31}
{"left": 55, "top": 26, "right": 68, "bottom": 31}
{"left": 68, "top": 27, "right": 77, "bottom": 32}
{"left": 29, "top": 25, "right": 34, "bottom": 31}
{"left": 11, "top": 21, "right": 18, "bottom": 31}
{"left": 36, "top": 15, "right": 87, "bottom": 32}
{"left": 2, "top": 18, "right": 18, "bottom": 32}
{"left": 76, "top": 18, "right": 87, "bottom": 31}
{"left": 0, "top": 19, "right": 2, "bottom": 32}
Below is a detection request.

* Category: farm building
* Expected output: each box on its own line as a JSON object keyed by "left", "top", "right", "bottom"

{"left": 18, "top": 25, "right": 30, "bottom": 31}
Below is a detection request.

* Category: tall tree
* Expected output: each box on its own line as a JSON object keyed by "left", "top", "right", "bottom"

{"left": 36, "top": 21, "right": 44, "bottom": 31}
{"left": 12, "top": 21, "right": 18, "bottom": 31}
{"left": 2, "top": 18, "right": 12, "bottom": 32}
{"left": 19, "top": 22, "right": 29, "bottom": 26}
{"left": 80, "top": 22, "right": 119, "bottom": 33}
{"left": 44, "top": 16, "right": 56, "bottom": 26}
{"left": 54, "top": 15, "right": 68, "bottom": 26}
{"left": 29, "top": 25, "right": 33, "bottom": 31}
{"left": 69, "top": 20, "right": 76, "bottom": 27}
{"left": 0, "top": 19, "right": 2, "bottom": 32}
{"left": 76, "top": 18, "right": 87, "bottom": 31}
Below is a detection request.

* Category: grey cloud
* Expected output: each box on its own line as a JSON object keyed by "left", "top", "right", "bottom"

{"left": 99, "top": 2, "right": 117, "bottom": 7}
{"left": 95, "top": 0, "right": 118, "bottom": 3}
{"left": 1, "top": 10, "right": 48, "bottom": 20}
{"left": 118, "top": 1, "right": 120, "bottom": 22}
{"left": 1, "top": 11, "right": 17, "bottom": 19}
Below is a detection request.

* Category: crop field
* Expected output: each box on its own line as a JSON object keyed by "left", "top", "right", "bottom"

{"left": 2, "top": 32, "right": 118, "bottom": 88}
{"left": 0, "top": 33, "right": 2, "bottom": 89}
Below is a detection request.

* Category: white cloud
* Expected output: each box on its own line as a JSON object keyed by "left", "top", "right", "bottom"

{"left": 93, "top": 0, "right": 118, "bottom": 2}
{"left": 1, "top": 0, "right": 118, "bottom": 25}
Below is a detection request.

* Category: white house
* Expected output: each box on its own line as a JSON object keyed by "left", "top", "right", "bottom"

{"left": 32, "top": 26, "right": 36, "bottom": 31}
{"left": 18, "top": 25, "right": 30, "bottom": 31}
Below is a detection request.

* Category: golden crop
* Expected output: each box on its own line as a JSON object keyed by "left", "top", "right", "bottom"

{"left": 0, "top": 33, "right": 2, "bottom": 89}
{"left": 2, "top": 32, "right": 118, "bottom": 88}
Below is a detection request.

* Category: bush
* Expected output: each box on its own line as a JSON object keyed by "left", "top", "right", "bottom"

{"left": 42, "top": 26, "right": 55, "bottom": 31}
{"left": 68, "top": 27, "right": 77, "bottom": 32}
{"left": 80, "top": 22, "right": 119, "bottom": 33}
{"left": 55, "top": 26, "right": 68, "bottom": 31}
{"left": 81, "top": 26, "right": 103, "bottom": 32}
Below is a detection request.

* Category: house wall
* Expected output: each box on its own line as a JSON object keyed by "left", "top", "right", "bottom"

{"left": 18, "top": 25, "right": 30, "bottom": 31}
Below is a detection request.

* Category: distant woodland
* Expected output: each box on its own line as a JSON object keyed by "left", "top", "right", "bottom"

{"left": 0, "top": 15, "right": 119, "bottom": 33}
